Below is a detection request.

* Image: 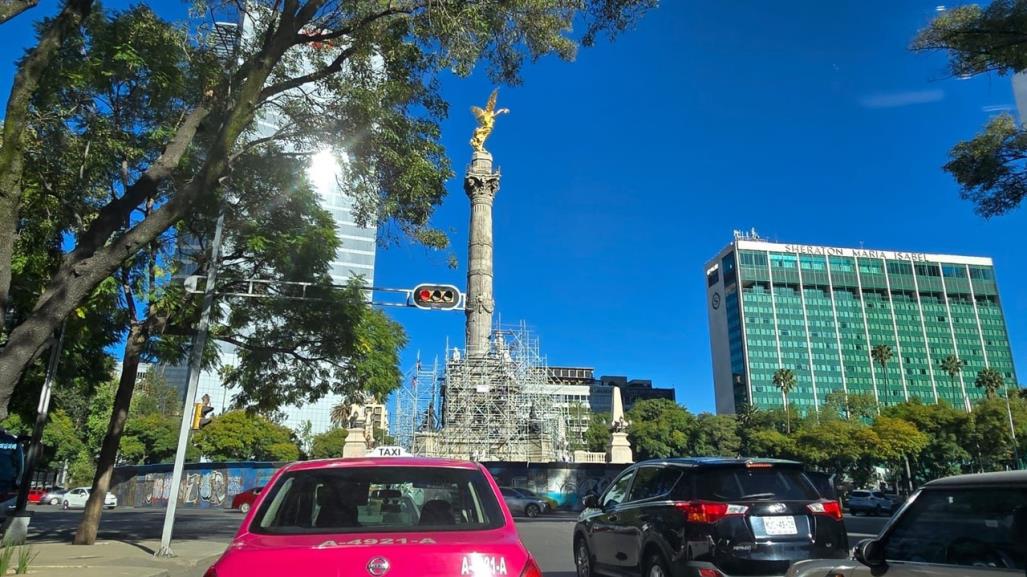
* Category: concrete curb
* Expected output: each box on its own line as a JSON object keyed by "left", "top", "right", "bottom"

{"left": 23, "top": 539, "right": 227, "bottom": 577}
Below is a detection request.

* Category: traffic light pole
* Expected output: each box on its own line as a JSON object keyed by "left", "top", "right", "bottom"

{"left": 155, "top": 212, "right": 225, "bottom": 558}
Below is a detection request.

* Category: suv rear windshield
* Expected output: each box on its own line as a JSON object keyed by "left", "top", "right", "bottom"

{"left": 694, "top": 467, "right": 819, "bottom": 501}
{"left": 251, "top": 466, "right": 505, "bottom": 534}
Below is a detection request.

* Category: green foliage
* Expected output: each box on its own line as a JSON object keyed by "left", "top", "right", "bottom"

{"left": 626, "top": 399, "right": 694, "bottom": 460}
{"left": 118, "top": 413, "right": 180, "bottom": 465}
{"left": 583, "top": 412, "right": 611, "bottom": 453}
{"left": 15, "top": 545, "right": 37, "bottom": 575}
{"left": 309, "top": 427, "right": 349, "bottom": 459}
{"left": 42, "top": 409, "right": 84, "bottom": 464}
{"left": 975, "top": 367, "right": 1006, "bottom": 399}
{"left": 0, "top": 545, "right": 12, "bottom": 577}
{"left": 691, "top": 413, "right": 740, "bottom": 457}
{"left": 192, "top": 410, "right": 300, "bottom": 462}
{"left": 970, "top": 395, "right": 1027, "bottom": 470}
{"left": 772, "top": 368, "right": 797, "bottom": 432}
{"left": 913, "top": 5, "right": 1027, "bottom": 216}
{"left": 822, "top": 390, "right": 878, "bottom": 421}
{"left": 68, "top": 450, "right": 96, "bottom": 486}
{"left": 131, "top": 372, "right": 181, "bottom": 418}
{"left": 945, "top": 114, "right": 1027, "bottom": 216}
{"left": 872, "top": 416, "right": 929, "bottom": 462}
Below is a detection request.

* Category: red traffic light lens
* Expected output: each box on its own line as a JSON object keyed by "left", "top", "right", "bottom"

{"left": 418, "top": 289, "right": 431, "bottom": 301}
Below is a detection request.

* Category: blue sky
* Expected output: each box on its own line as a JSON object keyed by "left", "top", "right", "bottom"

{"left": 3, "top": 2, "right": 1026, "bottom": 415}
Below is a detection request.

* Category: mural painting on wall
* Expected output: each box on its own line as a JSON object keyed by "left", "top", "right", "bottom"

{"left": 483, "top": 464, "right": 624, "bottom": 510}
{"left": 126, "top": 465, "right": 279, "bottom": 509}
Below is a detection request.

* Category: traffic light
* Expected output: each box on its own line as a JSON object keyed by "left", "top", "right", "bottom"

{"left": 411, "top": 284, "right": 461, "bottom": 310}
{"left": 191, "top": 394, "right": 214, "bottom": 430}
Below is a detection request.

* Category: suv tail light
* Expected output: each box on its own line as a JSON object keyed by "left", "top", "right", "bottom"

{"left": 807, "top": 500, "right": 843, "bottom": 521}
{"left": 519, "top": 557, "right": 543, "bottom": 577}
{"left": 674, "top": 501, "right": 749, "bottom": 523}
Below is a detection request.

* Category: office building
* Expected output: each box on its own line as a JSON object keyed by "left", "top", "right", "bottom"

{"left": 705, "top": 233, "right": 1018, "bottom": 414}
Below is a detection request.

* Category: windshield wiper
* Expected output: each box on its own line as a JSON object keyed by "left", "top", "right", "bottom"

{"left": 738, "top": 492, "right": 776, "bottom": 500}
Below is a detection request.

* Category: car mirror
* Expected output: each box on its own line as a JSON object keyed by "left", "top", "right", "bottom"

{"left": 853, "top": 538, "right": 886, "bottom": 569}
{"left": 582, "top": 494, "right": 598, "bottom": 509}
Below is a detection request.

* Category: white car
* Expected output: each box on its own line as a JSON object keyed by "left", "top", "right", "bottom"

{"left": 61, "top": 487, "right": 117, "bottom": 510}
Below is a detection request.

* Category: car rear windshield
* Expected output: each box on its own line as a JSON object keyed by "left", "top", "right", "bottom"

{"left": 850, "top": 491, "right": 869, "bottom": 497}
{"left": 250, "top": 466, "right": 505, "bottom": 534}
{"left": 694, "top": 467, "right": 820, "bottom": 501}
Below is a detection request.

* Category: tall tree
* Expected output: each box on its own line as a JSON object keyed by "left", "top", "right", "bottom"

{"left": 975, "top": 367, "right": 1006, "bottom": 400}
{"left": 772, "top": 368, "right": 796, "bottom": 434}
{"left": 309, "top": 427, "right": 348, "bottom": 459}
{"left": 913, "top": 2, "right": 1027, "bottom": 217}
{"left": 872, "top": 344, "right": 894, "bottom": 404}
{"left": 192, "top": 410, "right": 300, "bottom": 462}
{"left": 583, "top": 412, "right": 612, "bottom": 453}
{"left": 0, "top": 0, "right": 659, "bottom": 422}
{"left": 691, "top": 413, "right": 740, "bottom": 457}
{"left": 0, "top": 0, "right": 94, "bottom": 327}
{"left": 940, "top": 354, "right": 966, "bottom": 401}
{"left": 625, "top": 399, "right": 694, "bottom": 461}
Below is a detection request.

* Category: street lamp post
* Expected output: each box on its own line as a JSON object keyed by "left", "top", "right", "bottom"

{"left": 1004, "top": 387, "right": 1021, "bottom": 469}
{"left": 155, "top": 212, "right": 225, "bottom": 557}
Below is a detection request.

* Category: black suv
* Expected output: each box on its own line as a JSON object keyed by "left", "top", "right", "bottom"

{"left": 573, "top": 457, "right": 848, "bottom": 577}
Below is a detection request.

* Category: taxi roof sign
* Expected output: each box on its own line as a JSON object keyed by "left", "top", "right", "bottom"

{"left": 368, "top": 446, "right": 411, "bottom": 457}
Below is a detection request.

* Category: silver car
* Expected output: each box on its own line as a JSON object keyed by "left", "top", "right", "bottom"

{"left": 789, "top": 470, "right": 1027, "bottom": 577}
{"left": 845, "top": 489, "right": 895, "bottom": 516}
{"left": 40, "top": 486, "right": 66, "bottom": 506}
{"left": 499, "top": 487, "right": 548, "bottom": 518}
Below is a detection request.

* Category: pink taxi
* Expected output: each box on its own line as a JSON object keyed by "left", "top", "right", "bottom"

{"left": 203, "top": 456, "right": 543, "bottom": 577}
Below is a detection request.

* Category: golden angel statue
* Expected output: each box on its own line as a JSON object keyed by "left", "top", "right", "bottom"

{"left": 470, "top": 89, "right": 509, "bottom": 153}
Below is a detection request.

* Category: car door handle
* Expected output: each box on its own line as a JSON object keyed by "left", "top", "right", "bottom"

{"left": 608, "top": 514, "right": 619, "bottom": 523}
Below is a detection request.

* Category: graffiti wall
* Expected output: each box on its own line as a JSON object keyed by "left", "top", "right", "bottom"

{"left": 111, "top": 462, "right": 283, "bottom": 509}
{"left": 111, "top": 461, "right": 626, "bottom": 511}
{"left": 483, "top": 462, "right": 628, "bottom": 510}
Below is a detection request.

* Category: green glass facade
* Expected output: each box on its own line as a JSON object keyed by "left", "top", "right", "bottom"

{"left": 706, "top": 240, "right": 1017, "bottom": 414}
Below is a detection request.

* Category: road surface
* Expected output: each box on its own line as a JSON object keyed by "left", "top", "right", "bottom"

{"left": 22, "top": 505, "right": 890, "bottom": 575}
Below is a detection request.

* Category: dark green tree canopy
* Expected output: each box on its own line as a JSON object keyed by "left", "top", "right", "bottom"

{"left": 913, "top": 1, "right": 1027, "bottom": 216}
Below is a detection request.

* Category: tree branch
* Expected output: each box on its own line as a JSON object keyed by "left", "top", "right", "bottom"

{"left": 0, "top": 0, "right": 38, "bottom": 26}
{"left": 260, "top": 4, "right": 415, "bottom": 100}
{"left": 61, "top": 105, "right": 209, "bottom": 273}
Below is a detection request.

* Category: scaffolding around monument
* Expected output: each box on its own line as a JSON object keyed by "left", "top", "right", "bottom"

{"left": 391, "top": 354, "right": 442, "bottom": 451}
{"left": 395, "top": 321, "right": 570, "bottom": 462}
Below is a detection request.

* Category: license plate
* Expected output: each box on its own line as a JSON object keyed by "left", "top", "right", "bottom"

{"left": 760, "top": 516, "right": 798, "bottom": 535}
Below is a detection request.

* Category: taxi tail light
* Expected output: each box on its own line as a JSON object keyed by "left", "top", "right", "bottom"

{"left": 674, "top": 501, "right": 749, "bottom": 523}
{"left": 807, "top": 500, "right": 843, "bottom": 521}
{"left": 519, "top": 557, "right": 543, "bottom": 577}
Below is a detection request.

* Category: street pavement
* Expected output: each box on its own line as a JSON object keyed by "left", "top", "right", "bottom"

{"left": 19, "top": 506, "right": 892, "bottom": 576}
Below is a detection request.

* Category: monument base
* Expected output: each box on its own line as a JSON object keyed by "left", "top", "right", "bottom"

{"left": 342, "top": 427, "right": 369, "bottom": 458}
{"left": 606, "top": 432, "right": 633, "bottom": 464}
{"left": 413, "top": 431, "right": 439, "bottom": 456}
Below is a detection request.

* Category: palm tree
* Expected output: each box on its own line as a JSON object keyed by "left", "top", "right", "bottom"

{"left": 975, "top": 367, "right": 1005, "bottom": 399}
{"left": 940, "top": 354, "right": 965, "bottom": 403}
{"left": 871, "top": 344, "right": 894, "bottom": 404}
{"left": 772, "top": 368, "right": 796, "bottom": 434}
{"left": 330, "top": 402, "right": 352, "bottom": 427}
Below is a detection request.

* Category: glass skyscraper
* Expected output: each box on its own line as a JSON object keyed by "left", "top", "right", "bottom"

{"left": 705, "top": 235, "right": 1018, "bottom": 415}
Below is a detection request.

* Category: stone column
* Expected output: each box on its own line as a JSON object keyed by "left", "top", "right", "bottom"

{"left": 464, "top": 151, "right": 500, "bottom": 357}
